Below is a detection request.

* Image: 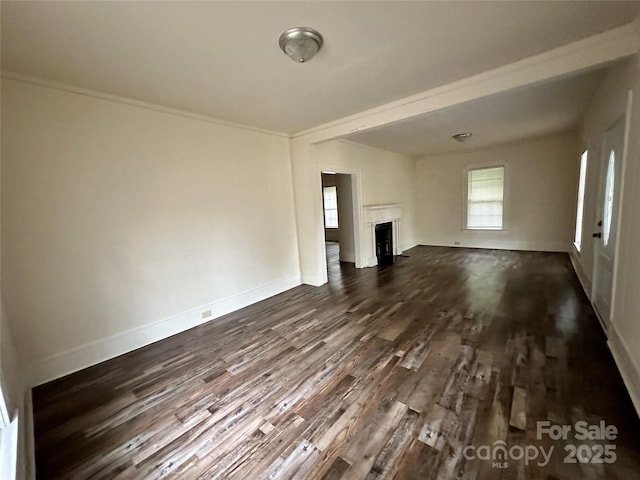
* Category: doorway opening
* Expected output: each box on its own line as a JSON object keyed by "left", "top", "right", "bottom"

{"left": 321, "top": 172, "right": 357, "bottom": 279}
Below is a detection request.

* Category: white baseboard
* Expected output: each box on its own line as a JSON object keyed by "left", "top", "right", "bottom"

{"left": 26, "top": 274, "right": 301, "bottom": 387}
{"left": 418, "top": 240, "right": 570, "bottom": 252}
{"left": 568, "top": 252, "right": 640, "bottom": 419}
{"left": 364, "top": 256, "right": 378, "bottom": 267}
{"left": 399, "top": 243, "right": 417, "bottom": 254}
{"left": 360, "top": 243, "right": 418, "bottom": 268}
{"left": 301, "top": 272, "right": 326, "bottom": 287}
{"left": 569, "top": 251, "right": 593, "bottom": 298}
{"left": 608, "top": 325, "right": 640, "bottom": 418}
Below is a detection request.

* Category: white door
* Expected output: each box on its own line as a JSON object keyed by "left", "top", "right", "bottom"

{"left": 592, "top": 115, "right": 626, "bottom": 329}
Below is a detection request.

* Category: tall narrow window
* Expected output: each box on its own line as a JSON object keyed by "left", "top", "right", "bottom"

{"left": 574, "top": 150, "right": 588, "bottom": 251}
{"left": 323, "top": 186, "right": 339, "bottom": 228}
{"left": 603, "top": 150, "right": 616, "bottom": 247}
{"left": 467, "top": 166, "right": 504, "bottom": 230}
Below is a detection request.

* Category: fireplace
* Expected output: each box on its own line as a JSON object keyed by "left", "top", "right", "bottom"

{"left": 375, "top": 222, "right": 394, "bottom": 265}
{"left": 362, "top": 204, "right": 402, "bottom": 267}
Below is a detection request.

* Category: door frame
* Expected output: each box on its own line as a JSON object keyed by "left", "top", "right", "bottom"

{"left": 591, "top": 90, "right": 633, "bottom": 331}
{"left": 317, "top": 164, "right": 364, "bottom": 283}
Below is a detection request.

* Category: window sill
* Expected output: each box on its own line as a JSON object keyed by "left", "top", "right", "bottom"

{"left": 463, "top": 228, "right": 509, "bottom": 234}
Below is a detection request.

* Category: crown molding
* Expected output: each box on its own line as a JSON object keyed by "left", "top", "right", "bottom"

{"left": 1, "top": 70, "right": 290, "bottom": 139}
{"left": 293, "top": 19, "right": 640, "bottom": 144}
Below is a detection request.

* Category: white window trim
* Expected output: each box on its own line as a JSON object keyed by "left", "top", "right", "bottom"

{"left": 0, "top": 383, "right": 9, "bottom": 428}
{"left": 462, "top": 161, "right": 510, "bottom": 232}
{"left": 0, "top": 380, "right": 18, "bottom": 480}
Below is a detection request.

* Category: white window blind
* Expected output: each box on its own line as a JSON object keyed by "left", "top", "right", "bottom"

{"left": 467, "top": 166, "right": 504, "bottom": 230}
{"left": 323, "top": 186, "right": 339, "bottom": 228}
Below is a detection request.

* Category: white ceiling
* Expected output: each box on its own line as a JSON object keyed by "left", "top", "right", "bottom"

{"left": 345, "top": 68, "right": 608, "bottom": 156}
{"left": 2, "top": 1, "right": 639, "bottom": 135}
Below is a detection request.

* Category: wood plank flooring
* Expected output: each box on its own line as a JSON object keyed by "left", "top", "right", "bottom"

{"left": 33, "top": 245, "right": 640, "bottom": 479}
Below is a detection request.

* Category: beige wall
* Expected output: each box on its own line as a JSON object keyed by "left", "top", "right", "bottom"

{"left": 288, "top": 139, "right": 417, "bottom": 284}
{"left": 415, "top": 133, "right": 579, "bottom": 252}
{"left": 575, "top": 55, "right": 640, "bottom": 413}
{"left": 1, "top": 79, "right": 300, "bottom": 385}
{"left": 313, "top": 140, "right": 418, "bottom": 252}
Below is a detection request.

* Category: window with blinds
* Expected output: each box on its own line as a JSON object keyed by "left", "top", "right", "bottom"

{"left": 323, "top": 186, "right": 339, "bottom": 228}
{"left": 467, "top": 166, "right": 504, "bottom": 230}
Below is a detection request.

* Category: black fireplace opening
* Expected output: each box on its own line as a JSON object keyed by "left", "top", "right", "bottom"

{"left": 375, "top": 222, "right": 394, "bottom": 266}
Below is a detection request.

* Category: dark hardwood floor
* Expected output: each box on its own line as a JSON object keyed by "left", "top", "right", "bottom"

{"left": 33, "top": 245, "right": 640, "bottom": 479}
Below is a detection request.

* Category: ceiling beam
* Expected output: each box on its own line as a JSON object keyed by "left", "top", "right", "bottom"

{"left": 293, "top": 19, "right": 640, "bottom": 144}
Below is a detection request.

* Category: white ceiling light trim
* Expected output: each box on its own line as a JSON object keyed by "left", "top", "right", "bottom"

{"left": 278, "top": 27, "right": 323, "bottom": 63}
{"left": 452, "top": 132, "right": 472, "bottom": 143}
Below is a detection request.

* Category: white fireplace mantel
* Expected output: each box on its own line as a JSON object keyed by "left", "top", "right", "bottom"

{"left": 363, "top": 204, "right": 402, "bottom": 224}
{"left": 362, "top": 204, "right": 403, "bottom": 267}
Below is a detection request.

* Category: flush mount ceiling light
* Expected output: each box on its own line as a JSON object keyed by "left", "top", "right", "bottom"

{"left": 279, "top": 27, "right": 323, "bottom": 63}
{"left": 452, "top": 132, "right": 472, "bottom": 143}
